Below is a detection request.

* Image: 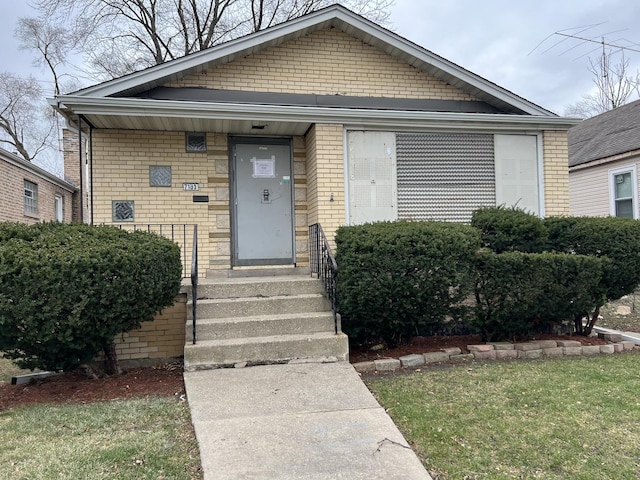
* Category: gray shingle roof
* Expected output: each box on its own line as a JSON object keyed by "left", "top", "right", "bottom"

{"left": 568, "top": 99, "right": 640, "bottom": 167}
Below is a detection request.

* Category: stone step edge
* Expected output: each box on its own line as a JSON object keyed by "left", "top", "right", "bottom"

{"left": 186, "top": 311, "right": 334, "bottom": 325}
{"left": 186, "top": 331, "right": 347, "bottom": 348}
{"left": 188, "top": 293, "right": 326, "bottom": 305}
{"left": 353, "top": 342, "right": 639, "bottom": 374}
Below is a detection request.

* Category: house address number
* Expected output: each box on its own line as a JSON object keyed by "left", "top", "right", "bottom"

{"left": 183, "top": 183, "right": 199, "bottom": 191}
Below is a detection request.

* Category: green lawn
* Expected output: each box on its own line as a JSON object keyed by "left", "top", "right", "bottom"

{"left": 367, "top": 352, "right": 640, "bottom": 480}
{"left": 0, "top": 397, "right": 202, "bottom": 480}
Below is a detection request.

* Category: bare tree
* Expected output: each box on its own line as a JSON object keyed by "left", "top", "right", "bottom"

{"left": 564, "top": 49, "right": 640, "bottom": 118}
{"left": 16, "top": 17, "right": 82, "bottom": 96}
{"left": 0, "top": 73, "right": 55, "bottom": 162}
{"left": 34, "top": 0, "right": 394, "bottom": 79}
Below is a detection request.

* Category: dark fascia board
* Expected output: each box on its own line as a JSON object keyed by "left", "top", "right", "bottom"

{"left": 136, "top": 87, "right": 504, "bottom": 114}
{"left": 63, "top": 5, "right": 554, "bottom": 117}
{"left": 0, "top": 147, "right": 76, "bottom": 192}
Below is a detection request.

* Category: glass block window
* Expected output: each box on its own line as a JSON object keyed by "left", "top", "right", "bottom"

{"left": 112, "top": 200, "right": 135, "bottom": 222}
{"left": 186, "top": 132, "right": 207, "bottom": 152}
{"left": 150, "top": 165, "right": 172, "bottom": 187}
{"left": 24, "top": 180, "right": 38, "bottom": 216}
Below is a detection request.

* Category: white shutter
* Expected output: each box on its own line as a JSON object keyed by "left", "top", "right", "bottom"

{"left": 494, "top": 135, "right": 540, "bottom": 215}
{"left": 347, "top": 131, "right": 397, "bottom": 225}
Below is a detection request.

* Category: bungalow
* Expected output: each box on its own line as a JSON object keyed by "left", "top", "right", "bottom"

{"left": 50, "top": 4, "right": 577, "bottom": 276}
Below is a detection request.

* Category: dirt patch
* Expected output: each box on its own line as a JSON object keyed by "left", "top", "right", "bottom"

{"left": 349, "top": 334, "right": 608, "bottom": 364}
{"left": 0, "top": 362, "right": 185, "bottom": 411}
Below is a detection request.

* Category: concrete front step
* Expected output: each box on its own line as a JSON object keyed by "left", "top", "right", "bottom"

{"left": 188, "top": 293, "right": 329, "bottom": 320}
{"left": 184, "top": 332, "right": 349, "bottom": 370}
{"left": 206, "top": 267, "right": 310, "bottom": 278}
{"left": 190, "top": 276, "right": 323, "bottom": 301}
{"left": 187, "top": 312, "right": 336, "bottom": 341}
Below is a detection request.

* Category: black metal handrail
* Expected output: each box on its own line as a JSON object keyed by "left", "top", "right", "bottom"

{"left": 309, "top": 223, "right": 339, "bottom": 334}
{"left": 190, "top": 224, "right": 198, "bottom": 345}
{"left": 117, "top": 223, "right": 195, "bottom": 278}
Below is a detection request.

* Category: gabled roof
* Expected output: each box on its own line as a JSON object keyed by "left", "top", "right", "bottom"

{"left": 568, "top": 99, "right": 640, "bottom": 167}
{"left": 50, "top": 5, "right": 576, "bottom": 135}
{"left": 62, "top": 4, "right": 553, "bottom": 117}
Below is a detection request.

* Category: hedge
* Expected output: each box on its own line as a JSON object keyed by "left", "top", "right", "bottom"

{"left": 335, "top": 221, "right": 480, "bottom": 346}
{"left": 473, "top": 250, "right": 604, "bottom": 341}
{"left": 471, "top": 206, "right": 547, "bottom": 253}
{"left": 0, "top": 222, "right": 182, "bottom": 372}
{"left": 545, "top": 216, "right": 640, "bottom": 334}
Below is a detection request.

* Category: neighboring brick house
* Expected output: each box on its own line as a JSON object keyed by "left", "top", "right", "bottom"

{"left": 0, "top": 147, "right": 76, "bottom": 224}
{"left": 50, "top": 5, "right": 578, "bottom": 276}
{"left": 569, "top": 99, "right": 640, "bottom": 218}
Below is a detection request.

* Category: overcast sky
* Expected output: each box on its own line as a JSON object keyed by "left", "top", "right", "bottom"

{"left": 1, "top": 0, "right": 639, "bottom": 117}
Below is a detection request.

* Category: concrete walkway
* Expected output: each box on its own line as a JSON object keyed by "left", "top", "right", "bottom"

{"left": 184, "top": 361, "right": 432, "bottom": 480}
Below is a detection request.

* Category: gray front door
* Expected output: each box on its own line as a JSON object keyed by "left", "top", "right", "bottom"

{"left": 231, "top": 138, "right": 294, "bottom": 266}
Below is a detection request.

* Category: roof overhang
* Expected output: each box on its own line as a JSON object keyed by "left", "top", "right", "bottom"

{"left": 52, "top": 96, "right": 580, "bottom": 135}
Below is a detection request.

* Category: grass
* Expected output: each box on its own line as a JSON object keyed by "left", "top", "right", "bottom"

{"left": 367, "top": 353, "right": 640, "bottom": 480}
{"left": 0, "top": 397, "right": 202, "bottom": 480}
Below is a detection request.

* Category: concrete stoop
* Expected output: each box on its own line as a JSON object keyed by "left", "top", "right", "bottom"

{"left": 184, "top": 275, "right": 348, "bottom": 370}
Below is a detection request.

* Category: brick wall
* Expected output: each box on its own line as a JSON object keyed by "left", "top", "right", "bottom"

{"left": 113, "top": 294, "right": 186, "bottom": 363}
{"left": 91, "top": 130, "right": 310, "bottom": 272}
{"left": 542, "top": 131, "right": 570, "bottom": 216}
{"left": 169, "top": 29, "right": 475, "bottom": 101}
{"left": 305, "top": 124, "right": 345, "bottom": 246}
{"left": 0, "top": 157, "right": 75, "bottom": 224}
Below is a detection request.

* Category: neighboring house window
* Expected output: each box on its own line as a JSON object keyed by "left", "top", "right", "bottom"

{"left": 54, "top": 195, "right": 63, "bottom": 222}
{"left": 610, "top": 166, "right": 638, "bottom": 219}
{"left": 186, "top": 132, "right": 207, "bottom": 152}
{"left": 24, "top": 180, "right": 38, "bottom": 216}
{"left": 149, "top": 165, "right": 172, "bottom": 187}
{"left": 112, "top": 200, "right": 135, "bottom": 222}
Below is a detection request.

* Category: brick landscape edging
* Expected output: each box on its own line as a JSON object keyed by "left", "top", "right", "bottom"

{"left": 352, "top": 338, "right": 638, "bottom": 374}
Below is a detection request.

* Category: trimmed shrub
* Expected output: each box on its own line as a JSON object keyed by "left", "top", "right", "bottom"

{"left": 336, "top": 221, "right": 480, "bottom": 346}
{"left": 0, "top": 222, "right": 182, "bottom": 372}
{"left": 545, "top": 216, "right": 640, "bottom": 334}
{"left": 471, "top": 206, "right": 547, "bottom": 253}
{"left": 474, "top": 250, "right": 604, "bottom": 341}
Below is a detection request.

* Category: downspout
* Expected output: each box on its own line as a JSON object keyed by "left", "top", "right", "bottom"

{"left": 77, "top": 115, "right": 83, "bottom": 223}
{"left": 89, "top": 123, "right": 94, "bottom": 225}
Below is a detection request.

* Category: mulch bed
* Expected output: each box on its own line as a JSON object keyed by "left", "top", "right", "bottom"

{"left": 0, "top": 362, "right": 185, "bottom": 411}
{"left": 0, "top": 334, "right": 610, "bottom": 410}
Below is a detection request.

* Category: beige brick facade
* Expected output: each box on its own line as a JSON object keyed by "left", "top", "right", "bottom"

{"left": 113, "top": 294, "right": 186, "bottom": 362}
{"left": 170, "top": 29, "right": 475, "bottom": 101}
{"left": 542, "top": 130, "right": 570, "bottom": 216}
{"left": 0, "top": 152, "right": 75, "bottom": 224}
{"left": 305, "top": 124, "right": 345, "bottom": 246}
